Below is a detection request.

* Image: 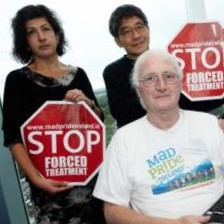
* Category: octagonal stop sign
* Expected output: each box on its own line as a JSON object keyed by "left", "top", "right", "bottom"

{"left": 168, "top": 22, "right": 224, "bottom": 101}
{"left": 21, "top": 101, "right": 105, "bottom": 186}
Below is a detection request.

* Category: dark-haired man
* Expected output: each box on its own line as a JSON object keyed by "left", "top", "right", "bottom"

{"left": 103, "top": 4, "right": 224, "bottom": 129}
{"left": 103, "top": 4, "right": 149, "bottom": 128}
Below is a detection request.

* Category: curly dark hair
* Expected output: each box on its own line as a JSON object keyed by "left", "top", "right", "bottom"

{"left": 11, "top": 4, "right": 67, "bottom": 64}
{"left": 109, "top": 4, "right": 149, "bottom": 38}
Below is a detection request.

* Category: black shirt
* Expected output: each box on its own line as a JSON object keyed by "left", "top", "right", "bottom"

{"left": 103, "top": 55, "right": 146, "bottom": 128}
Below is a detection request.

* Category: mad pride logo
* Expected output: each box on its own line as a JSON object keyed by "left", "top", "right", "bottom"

{"left": 146, "top": 148, "right": 215, "bottom": 195}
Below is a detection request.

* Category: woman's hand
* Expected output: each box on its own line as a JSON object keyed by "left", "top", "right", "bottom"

{"left": 64, "top": 89, "right": 94, "bottom": 108}
{"left": 64, "top": 88, "right": 102, "bottom": 118}
{"left": 35, "top": 172, "right": 72, "bottom": 194}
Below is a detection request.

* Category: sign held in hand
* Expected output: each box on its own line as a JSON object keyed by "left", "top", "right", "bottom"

{"left": 21, "top": 101, "right": 105, "bottom": 186}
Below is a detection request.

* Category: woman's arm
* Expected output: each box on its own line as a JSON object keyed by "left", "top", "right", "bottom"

{"left": 11, "top": 143, "right": 71, "bottom": 194}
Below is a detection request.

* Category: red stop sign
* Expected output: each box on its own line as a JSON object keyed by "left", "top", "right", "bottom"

{"left": 167, "top": 22, "right": 224, "bottom": 101}
{"left": 21, "top": 101, "right": 105, "bottom": 186}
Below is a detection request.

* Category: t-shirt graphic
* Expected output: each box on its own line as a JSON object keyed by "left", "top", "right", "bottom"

{"left": 146, "top": 147, "right": 215, "bottom": 195}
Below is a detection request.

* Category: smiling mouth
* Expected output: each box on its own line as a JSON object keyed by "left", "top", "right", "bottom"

{"left": 133, "top": 42, "right": 144, "bottom": 47}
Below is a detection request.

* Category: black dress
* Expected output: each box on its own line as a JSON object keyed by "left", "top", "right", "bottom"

{"left": 2, "top": 65, "right": 105, "bottom": 224}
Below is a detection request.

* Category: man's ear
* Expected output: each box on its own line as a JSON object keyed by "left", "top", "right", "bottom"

{"left": 115, "top": 38, "right": 123, "bottom": 48}
{"left": 135, "top": 87, "right": 141, "bottom": 98}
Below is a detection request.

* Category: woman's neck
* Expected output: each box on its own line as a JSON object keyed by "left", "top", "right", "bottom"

{"left": 28, "top": 57, "right": 68, "bottom": 78}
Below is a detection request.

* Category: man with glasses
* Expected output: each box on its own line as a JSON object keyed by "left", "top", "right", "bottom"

{"left": 103, "top": 4, "right": 149, "bottom": 128}
{"left": 94, "top": 49, "right": 224, "bottom": 224}
{"left": 104, "top": 4, "right": 224, "bottom": 129}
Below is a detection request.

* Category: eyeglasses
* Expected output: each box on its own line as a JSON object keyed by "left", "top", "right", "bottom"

{"left": 139, "top": 72, "right": 179, "bottom": 86}
{"left": 118, "top": 23, "right": 148, "bottom": 39}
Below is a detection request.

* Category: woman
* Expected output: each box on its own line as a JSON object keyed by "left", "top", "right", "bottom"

{"left": 2, "top": 4, "right": 105, "bottom": 224}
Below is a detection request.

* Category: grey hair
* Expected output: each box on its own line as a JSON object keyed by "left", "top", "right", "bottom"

{"left": 131, "top": 49, "right": 183, "bottom": 88}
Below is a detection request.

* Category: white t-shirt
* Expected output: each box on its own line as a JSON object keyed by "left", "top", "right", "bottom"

{"left": 93, "top": 110, "right": 224, "bottom": 219}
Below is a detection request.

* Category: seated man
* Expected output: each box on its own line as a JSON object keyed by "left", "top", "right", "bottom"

{"left": 93, "top": 49, "right": 224, "bottom": 224}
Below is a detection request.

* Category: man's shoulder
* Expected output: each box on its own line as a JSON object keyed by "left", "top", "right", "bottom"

{"left": 117, "top": 116, "right": 147, "bottom": 134}
{"left": 183, "top": 110, "right": 217, "bottom": 122}
{"left": 103, "top": 55, "right": 133, "bottom": 77}
{"left": 104, "top": 56, "right": 126, "bottom": 69}
{"left": 103, "top": 56, "right": 134, "bottom": 81}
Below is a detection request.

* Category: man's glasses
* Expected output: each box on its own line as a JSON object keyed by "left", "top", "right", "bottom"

{"left": 139, "top": 72, "right": 179, "bottom": 86}
{"left": 118, "top": 23, "right": 148, "bottom": 39}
